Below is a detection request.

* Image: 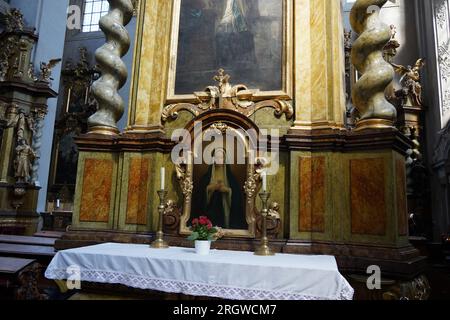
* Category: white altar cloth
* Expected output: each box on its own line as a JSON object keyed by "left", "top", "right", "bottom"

{"left": 45, "top": 243, "right": 354, "bottom": 300}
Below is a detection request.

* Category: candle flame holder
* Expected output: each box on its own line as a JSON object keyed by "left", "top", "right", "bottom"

{"left": 150, "top": 189, "right": 169, "bottom": 249}
{"left": 254, "top": 191, "right": 275, "bottom": 256}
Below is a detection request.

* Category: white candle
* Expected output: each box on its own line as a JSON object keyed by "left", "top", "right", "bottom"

{"left": 262, "top": 172, "right": 267, "bottom": 192}
{"left": 161, "top": 167, "right": 165, "bottom": 190}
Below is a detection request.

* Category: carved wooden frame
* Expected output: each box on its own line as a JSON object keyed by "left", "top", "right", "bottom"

{"left": 176, "top": 110, "right": 268, "bottom": 238}
{"left": 166, "top": 0, "right": 294, "bottom": 104}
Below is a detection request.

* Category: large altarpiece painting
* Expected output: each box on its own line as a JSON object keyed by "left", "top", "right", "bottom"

{"left": 164, "top": 0, "right": 293, "bottom": 237}
{"left": 168, "top": 0, "right": 292, "bottom": 102}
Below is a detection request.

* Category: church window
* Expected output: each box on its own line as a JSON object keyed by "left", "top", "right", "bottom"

{"left": 82, "top": 0, "right": 109, "bottom": 32}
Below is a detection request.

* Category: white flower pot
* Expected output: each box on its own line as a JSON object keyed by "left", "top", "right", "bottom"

{"left": 195, "top": 240, "right": 211, "bottom": 255}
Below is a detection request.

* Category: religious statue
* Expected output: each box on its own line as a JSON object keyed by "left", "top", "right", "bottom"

{"left": 392, "top": 59, "right": 426, "bottom": 107}
{"left": 14, "top": 138, "right": 36, "bottom": 183}
{"left": 195, "top": 148, "right": 246, "bottom": 229}
{"left": 28, "top": 63, "right": 38, "bottom": 82}
{"left": 39, "top": 58, "right": 62, "bottom": 83}
{"left": 6, "top": 106, "right": 35, "bottom": 142}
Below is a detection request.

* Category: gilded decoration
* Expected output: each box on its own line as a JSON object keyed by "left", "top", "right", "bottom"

{"left": 170, "top": 118, "right": 281, "bottom": 238}
{"left": 167, "top": 0, "right": 293, "bottom": 102}
{"left": 392, "top": 59, "right": 426, "bottom": 108}
{"left": 162, "top": 69, "right": 294, "bottom": 124}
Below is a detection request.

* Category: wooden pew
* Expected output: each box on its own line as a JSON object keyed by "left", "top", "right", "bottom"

{"left": 0, "top": 243, "right": 56, "bottom": 265}
{"left": 0, "top": 257, "right": 48, "bottom": 300}
{"left": 0, "top": 235, "right": 56, "bottom": 247}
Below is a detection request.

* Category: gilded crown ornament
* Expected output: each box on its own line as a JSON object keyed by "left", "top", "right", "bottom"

{"left": 162, "top": 69, "right": 293, "bottom": 123}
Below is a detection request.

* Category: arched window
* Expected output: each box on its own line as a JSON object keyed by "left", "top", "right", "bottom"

{"left": 82, "top": 0, "right": 109, "bottom": 32}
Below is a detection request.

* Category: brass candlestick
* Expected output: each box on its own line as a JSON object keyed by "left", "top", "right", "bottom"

{"left": 254, "top": 191, "right": 275, "bottom": 256}
{"left": 150, "top": 190, "right": 169, "bottom": 249}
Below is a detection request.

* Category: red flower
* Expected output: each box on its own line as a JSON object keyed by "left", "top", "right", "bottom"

{"left": 199, "top": 216, "right": 209, "bottom": 225}
{"left": 207, "top": 222, "right": 212, "bottom": 230}
{"left": 192, "top": 218, "right": 199, "bottom": 225}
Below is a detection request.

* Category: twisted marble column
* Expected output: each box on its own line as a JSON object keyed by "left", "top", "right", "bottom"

{"left": 88, "top": 0, "right": 134, "bottom": 135}
{"left": 31, "top": 110, "right": 46, "bottom": 186}
{"left": 350, "top": 0, "right": 397, "bottom": 129}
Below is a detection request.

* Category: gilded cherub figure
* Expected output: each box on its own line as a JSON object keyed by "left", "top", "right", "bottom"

{"left": 392, "top": 59, "right": 426, "bottom": 107}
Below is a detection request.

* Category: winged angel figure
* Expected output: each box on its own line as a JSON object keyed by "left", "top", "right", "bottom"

{"left": 39, "top": 58, "right": 62, "bottom": 83}
{"left": 391, "top": 59, "right": 426, "bottom": 107}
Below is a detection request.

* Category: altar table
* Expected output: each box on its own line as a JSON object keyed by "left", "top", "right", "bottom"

{"left": 45, "top": 243, "right": 354, "bottom": 300}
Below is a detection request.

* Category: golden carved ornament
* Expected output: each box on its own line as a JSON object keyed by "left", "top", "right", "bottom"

{"left": 175, "top": 155, "right": 194, "bottom": 202}
{"left": 243, "top": 157, "right": 270, "bottom": 205}
{"left": 161, "top": 69, "right": 294, "bottom": 124}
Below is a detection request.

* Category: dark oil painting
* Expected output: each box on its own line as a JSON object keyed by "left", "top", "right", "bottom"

{"left": 175, "top": 0, "right": 283, "bottom": 95}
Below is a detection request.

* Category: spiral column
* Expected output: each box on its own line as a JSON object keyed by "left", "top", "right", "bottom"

{"left": 350, "top": 0, "right": 397, "bottom": 130}
{"left": 88, "top": 0, "right": 134, "bottom": 135}
{"left": 31, "top": 110, "right": 46, "bottom": 186}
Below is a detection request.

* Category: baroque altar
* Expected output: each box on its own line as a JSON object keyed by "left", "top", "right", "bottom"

{"left": 0, "top": 9, "right": 59, "bottom": 235}
{"left": 56, "top": 0, "right": 429, "bottom": 299}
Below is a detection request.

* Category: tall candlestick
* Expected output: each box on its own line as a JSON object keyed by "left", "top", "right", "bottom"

{"left": 262, "top": 172, "right": 267, "bottom": 192}
{"left": 161, "top": 167, "right": 165, "bottom": 190}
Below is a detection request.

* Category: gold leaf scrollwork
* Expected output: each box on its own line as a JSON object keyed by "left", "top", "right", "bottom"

{"left": 161, "top": 69, "right": 294, "bottom": 123}
{"left": 243, "top": 157, "right": 269, "bottom": 205}
{"left": 175, "top": 157, "right": 193, "bottom": 202}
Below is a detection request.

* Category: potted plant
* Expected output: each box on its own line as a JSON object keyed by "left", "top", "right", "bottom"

{"left": 188, "top": 216, "right": 221, "bottom": 255}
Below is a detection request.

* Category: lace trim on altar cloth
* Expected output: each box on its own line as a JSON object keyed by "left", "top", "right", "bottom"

{"left": 45, "top": 268, "right": 354, "bottom": 300}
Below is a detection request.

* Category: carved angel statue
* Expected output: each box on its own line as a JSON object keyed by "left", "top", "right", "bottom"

{"left": 39, "top": 58, "right": 62, "bottom": 83}
{"left": 14, "top": 138, "right": 36, "bottom": 183}
{"left": 392, "top": 59, "right": 426, "bottom": 107}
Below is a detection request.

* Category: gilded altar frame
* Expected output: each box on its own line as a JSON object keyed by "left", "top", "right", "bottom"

{"left": 176, "top": 111, "right": 269, "bottom": 238}
{"left": 166, "top": 0, "right": 294, "bottom": 104}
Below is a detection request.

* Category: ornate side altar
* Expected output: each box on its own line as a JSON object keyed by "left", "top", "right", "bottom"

{"left": 56, "top": 0, "right": 429, "bottom": 299}
{"left": 0, "top": 9, "right": 58, "bottom": 235}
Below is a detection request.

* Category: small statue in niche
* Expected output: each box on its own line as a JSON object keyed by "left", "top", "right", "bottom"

{"left": 27, "top": 63, "right": 38, "bottom": 82}
{"left": 14, "top": 138, "right": 36, "bottom": 184}
{"left": 39, "top": 59, "right": 62, "bottom": 83}
{"left": 6, "top": 105, "right": 35, "bottom": 142}
{"left": 392, "top": 59, "right": 426, "bottom": 107}
{"left": 195, "top": 147, "right": 246, "bottom": 230}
